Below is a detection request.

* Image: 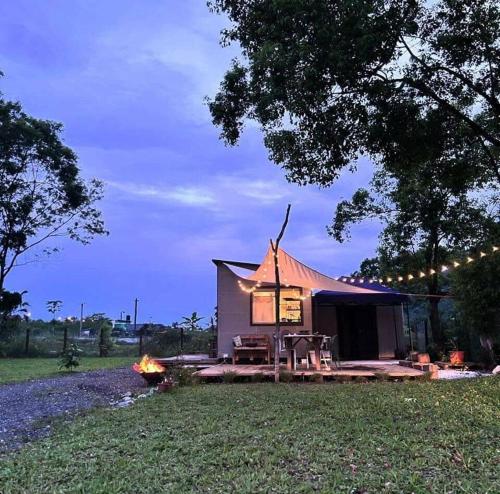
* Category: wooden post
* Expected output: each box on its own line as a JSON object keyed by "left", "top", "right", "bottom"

{"left": 63, "top": 327, "right": 68, "bottom": 351}
{"left": 99, "top": 326, "right": 105, "bottom": 357}
{"left": 271, "top": 204, "right": 291, "bottom": 383}
{"left": 25, "top": 328, "right": 30, "bottom": 356}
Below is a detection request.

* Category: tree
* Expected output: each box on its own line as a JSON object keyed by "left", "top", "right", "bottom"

{"left": 180, "top": 312, "right": 205, "bottom": 353}
{"left": 331, "top": 151, "right": 498, "bottom": 345}
{"left": 0, "top": 90, "right": 107, "bottom": 301}
{"left": 180, "top": 312, "right": 204, "bottom": 331}
{"left": 451, "top": 242, "right": 500, "bottom": 364}
{"left": 208, "top": 0, "right": 500, "bottom": 185}
{"left": 46, "top": 300, "right": 62, "bottom": 335}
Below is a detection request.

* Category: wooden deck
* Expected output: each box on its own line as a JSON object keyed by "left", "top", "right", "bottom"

{"left": 195, "top": 361, "right": 424, "bottom": 379}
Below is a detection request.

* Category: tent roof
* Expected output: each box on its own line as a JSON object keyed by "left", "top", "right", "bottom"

{"left": 245, "top": 247, "right": 383, "bottom": 294}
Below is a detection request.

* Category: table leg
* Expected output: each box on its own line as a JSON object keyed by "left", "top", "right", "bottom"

{"left": 314, "top": 344, "right": 321, "bottom": 371}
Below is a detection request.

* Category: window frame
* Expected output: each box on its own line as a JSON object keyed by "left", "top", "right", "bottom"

{"left": 250, "top": 286, "right": 304, "bottom": 326}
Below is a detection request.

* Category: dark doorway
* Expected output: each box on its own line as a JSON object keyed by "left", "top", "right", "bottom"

{"left": 336, "top": 305, "right": 379, "bottom": 359}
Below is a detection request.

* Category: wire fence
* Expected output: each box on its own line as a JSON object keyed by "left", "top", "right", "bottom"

{"left": 0, "top": 326, "right": 216, "bottom": 359}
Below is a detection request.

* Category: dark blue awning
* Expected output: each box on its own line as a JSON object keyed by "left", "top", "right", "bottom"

{"left": 315, "top": 280, "right": 409, "bottom": 305}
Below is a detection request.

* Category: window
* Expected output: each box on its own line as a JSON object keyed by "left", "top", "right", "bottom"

{"left": 251, "top": 288, "right": 303, "bottom": 325}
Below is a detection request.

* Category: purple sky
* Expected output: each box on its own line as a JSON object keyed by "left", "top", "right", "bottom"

{"left": 0, "top": 1, "right": 380, "bottom": 323}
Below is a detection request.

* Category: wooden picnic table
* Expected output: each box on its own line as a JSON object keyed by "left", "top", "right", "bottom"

{"left": 283, "top": 333, "right": 329, "bottom": 371}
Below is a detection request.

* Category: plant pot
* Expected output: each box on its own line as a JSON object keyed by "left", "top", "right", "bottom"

{"left": 449, "top": 350, "right": 465, "bottom": 365}
{"left": 417, "top": 353, "right": 431, "bottom": 364}
{"left": 409, "top": 351, "right": 419, "bottom": 362}
{"left": 158, "top": 381, "right": 175, "bottom": 393}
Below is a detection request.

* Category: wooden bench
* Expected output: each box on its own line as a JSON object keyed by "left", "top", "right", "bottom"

{"left": 232, "top": 334, "right": 271, "bottom": 364}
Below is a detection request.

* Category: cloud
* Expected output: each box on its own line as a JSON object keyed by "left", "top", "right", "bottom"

{"left": 107, "top": 181, "right": 216, "bottom": 208}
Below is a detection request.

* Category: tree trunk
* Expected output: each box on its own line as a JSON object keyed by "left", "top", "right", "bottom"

{"left": 428, "top": 298, "right": 444, "bottom": 346}
{"left": 273, "top": 253, "right": 281, "bottom": 383}
{"left": 271, "top": 204, "right": 291, "bottom": 383}
{"left": 425, "top": 229, "right": 444, "bottom": 348}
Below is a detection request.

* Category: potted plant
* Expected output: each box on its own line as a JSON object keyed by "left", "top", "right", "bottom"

{"left": 417, "top": 353, "right": 431, "bottom": 363}
{"left": 158, "top": 374, "right": 176, "bottom": 393}
{"left": 448, "top": 338, "right": 465, "bottom": 365}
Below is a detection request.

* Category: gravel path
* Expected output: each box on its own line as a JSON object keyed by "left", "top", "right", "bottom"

{"left": 0, "top": 367, "right": 147, "bottom": 453}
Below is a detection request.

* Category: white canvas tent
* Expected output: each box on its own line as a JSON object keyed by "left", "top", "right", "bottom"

{"left": 246, "top": 246, "right": 382, "bottom": 294}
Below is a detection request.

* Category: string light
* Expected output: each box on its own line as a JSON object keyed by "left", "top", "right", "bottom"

{"left": 335, "top": 243, "right": 499, "bottom": 286}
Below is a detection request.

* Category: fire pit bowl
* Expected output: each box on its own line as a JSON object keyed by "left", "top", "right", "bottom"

{"left": 132, "top": 354, "right": 166, "bottom": 385}
{"left": 140, "top": 371, "right": 165, "bottom": 386}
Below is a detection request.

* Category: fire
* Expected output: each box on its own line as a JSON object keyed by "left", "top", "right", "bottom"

{"left": 132, "top": 354, "right": 165, "bottom": 374}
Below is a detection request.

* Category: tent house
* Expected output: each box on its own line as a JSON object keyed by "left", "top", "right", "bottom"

{"left": 213, "top": 248, "right": 408, "bottom": 361}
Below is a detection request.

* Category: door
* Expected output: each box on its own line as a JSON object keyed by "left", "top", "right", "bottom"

{"left": 337, "top": 305, "right": 379, "bottom": 360}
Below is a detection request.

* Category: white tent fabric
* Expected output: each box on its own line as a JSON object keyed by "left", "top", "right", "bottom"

{"left": 246, "top": 247, "right": 381, "bottom": 293}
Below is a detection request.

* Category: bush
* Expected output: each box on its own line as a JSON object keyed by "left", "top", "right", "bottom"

{"left": 250, "top": 372, "right": 265, "bottom": 383}
{"left": 169, "top": 366, "right": 199, "bottom": 386}
{"left": 59, "top": 343, "right": 82, "bottom": 371}
{"left": 354, "top": 375, "right": 368, "bottom": 383}
{"left": 334, "top": 375, "right": 351, "bottom": 384}
{"left": 99, "top": 322, "right": 114, "bottom": 357}
{"left": 145, "top": 328, "right": 213, "bottom": 357}
{"left": 310, "top": 373, "right": 323, "bottom": 383}
{"left": 222, "top": 371, "right": 237, "bottom": 384}
{"left": 278, "top": 370, "right": 294, "bottom": 383}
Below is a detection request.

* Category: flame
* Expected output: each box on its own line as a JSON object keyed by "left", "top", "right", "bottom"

{"left": 132, "top": 354, "right": 165, "bottom": 373}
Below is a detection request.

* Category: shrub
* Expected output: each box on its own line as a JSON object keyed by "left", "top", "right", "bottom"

{"left": 334, "top": 375, "right": 351, "bottom": 384}
{"left": 373, "top": 372, "right": 389, "bottom": 382}
{"left": 310, "top": 373, "right": 323, "bottom": 383}
{"left": 59, "top": 343, "right": 82, "bottom": 371}
{"left": 354, "top": 375, "right": 368, "bottom": 384}
{"left": 251, "top": 372, "right": 265, "bottom": 383}
{"left": 278, "top": 370, "right": 294, "bottom": 383}
{"left": 99, "top": 322, "right": 114, "bottom": 357}
{"left": 170, "top": 366, "right": 199, "bottom": 386}
{"left": 416, "top": 371, "right": 433, "bottom": 382}
{"left": 222, "top": 371, "right": 237, "bottom": 384}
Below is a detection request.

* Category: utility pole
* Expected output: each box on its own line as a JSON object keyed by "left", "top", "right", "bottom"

{"left": 79, "top": 303, "right": 84, "bottom": 338}
{"left": 135, "top": 298, "right": 143, "bottom": 356}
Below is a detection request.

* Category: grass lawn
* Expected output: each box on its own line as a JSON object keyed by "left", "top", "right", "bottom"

{"left": 0, "top": 356, "right": 136, "bottom": 384}
{"left": 0, "top": 377, "right": 498, "bottom": 493}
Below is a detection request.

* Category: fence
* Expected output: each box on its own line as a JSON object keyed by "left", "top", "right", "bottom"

{"left": 0, "top": 326, "right": 216, "bottom": 359}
